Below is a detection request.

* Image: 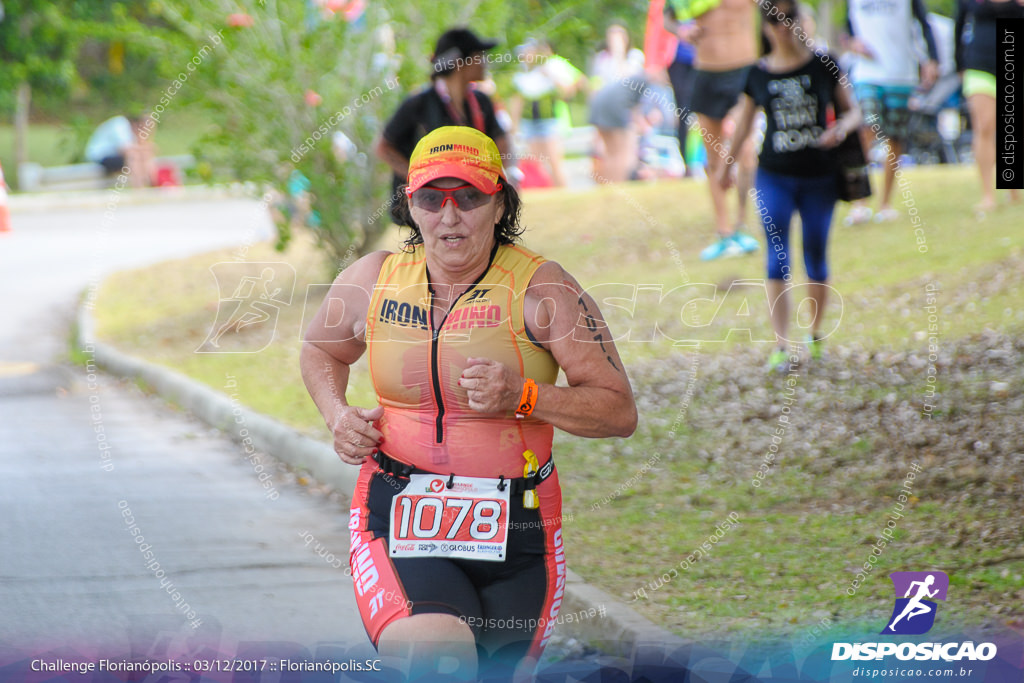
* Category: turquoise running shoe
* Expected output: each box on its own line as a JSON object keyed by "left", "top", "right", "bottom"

{"left": 730, "top": 230, "right": 760, "bottom": 253}
{"left": 700, "top": 235, "right": 745, "bottom": 261}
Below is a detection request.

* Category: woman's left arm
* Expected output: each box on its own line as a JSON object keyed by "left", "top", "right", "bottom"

{"left": 819, "top": 80, "right": 862, "bottom": 149}
{"left": 458, "top": 261, "right": 637, "bottom": 438}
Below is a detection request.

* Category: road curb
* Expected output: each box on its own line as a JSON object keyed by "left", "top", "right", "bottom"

{"left": 76, "top": 303, "right": 359, "bottom": 496}
{"left": 76, "top": 302, "right": 685, "bottom": 660}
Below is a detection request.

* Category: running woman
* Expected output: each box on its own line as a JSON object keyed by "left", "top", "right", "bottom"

{"left": 301, "top": 127, "right": 636, "bottom": 680}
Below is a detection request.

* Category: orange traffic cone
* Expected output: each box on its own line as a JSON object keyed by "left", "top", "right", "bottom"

{"left": 0, "top": 162, "right": 10, "bottom": 234}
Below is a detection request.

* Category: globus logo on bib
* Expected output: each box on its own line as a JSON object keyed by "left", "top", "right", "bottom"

{"left": 831, "top": 571, "right": 997, "bottom": 662}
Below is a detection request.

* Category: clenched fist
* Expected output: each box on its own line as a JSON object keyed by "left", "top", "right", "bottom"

{"left": 329, "top": 405, "right": 384, "bottom": 465}
{"left": 458, "top": 358, "right": 525, "bottom": 415}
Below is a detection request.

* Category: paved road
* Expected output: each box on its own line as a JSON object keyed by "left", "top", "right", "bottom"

{"left": 0, "top": 197, "right": 369, "bottom": 664}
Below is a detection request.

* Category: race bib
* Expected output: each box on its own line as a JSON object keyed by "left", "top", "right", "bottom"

{"left": 389, "top": 474, "right": 510, "bottom": 562}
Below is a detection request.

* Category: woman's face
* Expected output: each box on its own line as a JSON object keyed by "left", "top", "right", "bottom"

{"left": 461, "top": 51, "right": 486, "bottom": 82}
{"left": 409, "top": 177, "right": 504, "bottom": 277}
{"left": 765, "top": 8, "right": 801, "bottom": 49}
{"left": 606, "top": 26, "right": 628, "bottom": 55}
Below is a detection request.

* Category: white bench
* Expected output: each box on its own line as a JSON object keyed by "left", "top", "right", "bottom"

{"left": 17, "top": 154, "right": 196, "bottom": 192}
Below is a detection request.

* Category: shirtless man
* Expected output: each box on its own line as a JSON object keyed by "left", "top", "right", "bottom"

{"left": 677, "top": 0, "right": 761, "bottom": 260}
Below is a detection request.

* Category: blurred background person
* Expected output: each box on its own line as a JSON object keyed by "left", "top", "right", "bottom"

{"left": 509, "top": 38, "right": 586, "bottom": 187}
{"left": 588, "top": 76, "right": 650, "bottom": 183}
{"left": 638, "top": 0, "right": 696, "bottom": 179}
{"left": 590, "top": 22, "right": 646, "bottom": 89}
{"left": 588, "top": 23, "right": 647, "bottom": 183}
{"left": 659, "top": 0, "right": 703, "bottom": 176}
{"left": 268, "top": 166, "right": 321, "bottom": 235}
{"left": 84, "top": 114, "right": 156, "bottom": 188}
{"left": 721, "top": 0, "right": 861, "bottom": 372}
{"left": 956, "top": 0, "right": 1024, "bottom": 215}
{"left": 375, "top": 27, "right": 511, "bottom": 224}
{"left": 842, "top": 0, "right": 940, "bottom": 225}
{"left": 674, "top": 0, "right": 762, "bottom": 261}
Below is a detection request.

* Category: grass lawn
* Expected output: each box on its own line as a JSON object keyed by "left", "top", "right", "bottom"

{"left": 91, "top": 163, "right": 1024, "bottom": 643}
{"left": 0, "top": 123, "right": 75, "bottom": 172}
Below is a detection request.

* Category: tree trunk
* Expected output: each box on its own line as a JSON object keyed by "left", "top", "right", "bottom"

{"left": 14, "top": 81, "right": 31, "bottom": 190}
{"left": 818, "top": 0, "right": 835, "bottom": 51}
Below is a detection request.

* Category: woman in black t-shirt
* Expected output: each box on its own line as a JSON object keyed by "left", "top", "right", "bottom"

{"left": 720, "top": 0, "right": 861, "bottom": 373}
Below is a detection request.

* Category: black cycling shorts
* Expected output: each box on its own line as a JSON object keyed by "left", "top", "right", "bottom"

{"left": 348, "top": 457, "right": 566, "bottom": 663}
{"left": 692, "top": 66, "right": 751, "bottom": 119}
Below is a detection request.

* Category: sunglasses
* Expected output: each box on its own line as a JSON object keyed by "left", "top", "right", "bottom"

{"left": 408, "top": 184, "right": 501, "bottom": 212}
{"left": 765, "top": 9, "right": 795, "bottom": 23}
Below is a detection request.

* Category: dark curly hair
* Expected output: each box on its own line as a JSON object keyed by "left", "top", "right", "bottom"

{"left": 760, "top": 0, "right": 800, "bottom": 55}
{"left": 394, "top": 181, "right": 524, "bottom": 250}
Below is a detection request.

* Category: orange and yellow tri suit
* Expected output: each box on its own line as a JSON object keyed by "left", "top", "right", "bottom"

{"left": 365, "top": 243, "right": 558, "bottom": 477}
{"left": 350, "top": 243, "right": 568, "bottom": 662}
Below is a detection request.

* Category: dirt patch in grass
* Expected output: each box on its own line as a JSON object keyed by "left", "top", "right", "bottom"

{"left": 558, "top": 329, "right": 1024, "bottom": 640}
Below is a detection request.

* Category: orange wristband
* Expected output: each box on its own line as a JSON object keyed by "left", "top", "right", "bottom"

{"left": 515, "top": 378, "right": 539, "bottom": 419}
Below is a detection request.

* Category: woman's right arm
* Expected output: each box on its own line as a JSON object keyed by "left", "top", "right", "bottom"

{"left": 718, "top": 93, "right": 757, "bottom": 188}
{"left": 300, "top": 250, "right": 390, "bottom": 465}
{"left": 954, "top": 0, "right": 968, "bottom": 75}
{"left": 374, "top": 136, "right": 410, "bottom": 178}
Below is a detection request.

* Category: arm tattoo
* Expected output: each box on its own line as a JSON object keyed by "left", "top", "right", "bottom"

{"left": 578, "top": 295, "right": 622, "bottom": 373}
